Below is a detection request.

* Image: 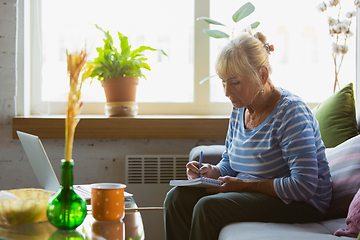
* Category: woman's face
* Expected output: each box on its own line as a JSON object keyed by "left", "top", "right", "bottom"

{"left": 222, "top": 73, "right": 262, "bottom": 109}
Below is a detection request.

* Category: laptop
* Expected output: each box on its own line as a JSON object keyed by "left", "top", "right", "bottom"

{"left": 17, "top": 131, "right": 132, "bottom": 202}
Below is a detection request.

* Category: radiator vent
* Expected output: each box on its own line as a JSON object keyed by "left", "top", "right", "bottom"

{"left": 125, "top": 155, "right": 189, "bottom": 184}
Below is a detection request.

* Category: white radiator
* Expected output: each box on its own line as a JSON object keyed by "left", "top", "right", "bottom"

{"left": 125, "top": 155, "right": 188, "bottom": 206}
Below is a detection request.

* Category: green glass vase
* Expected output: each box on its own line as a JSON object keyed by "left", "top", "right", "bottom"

{"left": 47, "top": 159, "right": 87, "bottom": 230}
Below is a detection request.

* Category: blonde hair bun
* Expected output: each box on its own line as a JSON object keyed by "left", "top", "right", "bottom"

{"left": 215, "top": 31, "right": 273, "bottom": 82}
{"left": 254, "top": 32, "right": 267, "bottom": 44}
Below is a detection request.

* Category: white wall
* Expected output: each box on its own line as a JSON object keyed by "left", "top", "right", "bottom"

{"left": 0, "top": 1, "right": 224, "bottom": 238}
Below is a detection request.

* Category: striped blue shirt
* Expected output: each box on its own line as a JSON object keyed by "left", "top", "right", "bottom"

{"left": 217, "top": 89, "right": 332, "bottom": 215}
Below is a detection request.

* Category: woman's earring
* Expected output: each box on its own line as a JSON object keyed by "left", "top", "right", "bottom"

{"left": 261, "top": 88, "right": 264, "bottom": 94}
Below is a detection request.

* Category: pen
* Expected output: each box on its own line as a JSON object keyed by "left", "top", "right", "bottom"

{"left": 198, "top": 151, "right": 203, "bottom": 178}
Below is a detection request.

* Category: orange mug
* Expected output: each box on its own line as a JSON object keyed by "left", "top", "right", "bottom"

{"left": 91, "top": 183, "right": 126, "bottom": 221}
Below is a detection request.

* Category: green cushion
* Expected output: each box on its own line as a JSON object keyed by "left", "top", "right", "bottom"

{"left": 312, "top": 83, "right": 359, "bottom": 148}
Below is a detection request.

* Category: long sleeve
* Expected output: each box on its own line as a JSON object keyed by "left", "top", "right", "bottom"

{"left": 273, "top": 102, "right": 332, "bottom": 213}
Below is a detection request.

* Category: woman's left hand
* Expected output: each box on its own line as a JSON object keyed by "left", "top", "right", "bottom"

{"left": 206, "top": 177, "right": 277, "bottom": 198}
{"left": 206, "top": 176, "right": 247, "bottom": 194}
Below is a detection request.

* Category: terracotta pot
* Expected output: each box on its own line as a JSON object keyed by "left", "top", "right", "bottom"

{"left": 101, "top": 77, "right": 139, "bottom": 116}
{"left": 101, "top": 77, "right": 139, "bottom": 102}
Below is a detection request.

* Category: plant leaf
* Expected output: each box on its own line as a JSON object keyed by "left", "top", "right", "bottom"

{"left": 95, "top": 24, "right": 114, "bottom": 51}
{"left": 159, "top": 49, "right": 168, "bottom": 57}
{"left": 196, "top": 17, "right": 226, "bottom": 26}
{"left": 199, "top": 74, "right": 217, "bottom": 84}
{"left": 119, "top": 33, "right": 131, "bottom": 57}
{"left": 203, "top": 29, "right": 230, "bottom": 39}
{"left": 250, "top": 21, "right": 260, "bottom": 29}
{"left": 131, "top": 46, "right": 156, "bottom": 58}
{"left": 95, "top": 24, "right": 109, "bottom": 40}
{"left": 241, "top": 21, "right": 261, "bottom": 32}
{"left": 141, "top": 62, "right": 151, "bottom": 71}
{"left": 232, "top": 2, "right": 255, "bottom": 23}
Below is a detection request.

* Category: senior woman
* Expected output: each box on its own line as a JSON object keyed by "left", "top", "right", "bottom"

{"left": 163, "top": 32, "right": 332, "bottom": 240}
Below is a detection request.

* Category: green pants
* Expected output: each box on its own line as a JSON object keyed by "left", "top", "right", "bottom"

{"left": 163, "top": 186, "right": 325, "bottom": 240}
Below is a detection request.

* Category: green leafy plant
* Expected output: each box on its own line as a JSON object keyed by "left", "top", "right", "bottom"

{"left": 197, "top": 2, "right": 259, "bottom": 83}
{"left": 90, "top": 24, "right": 167, "bottom": 81}
{"left": 197, "top": 2, "right": 259, "bottom": 40}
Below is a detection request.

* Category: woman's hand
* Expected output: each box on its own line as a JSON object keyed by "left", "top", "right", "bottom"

{"left": 206, "top": 177, "right": 277, "bottom": 198}
{"left": 186, "top": 161, "right": 221, "bottom": 180}
{"left": 206, "top": 176, "right": 245, "bottom": 193}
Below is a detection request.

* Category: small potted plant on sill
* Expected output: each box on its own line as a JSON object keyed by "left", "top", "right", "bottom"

{"left": 89, "top": 24, "right": 167, "bottom": 116}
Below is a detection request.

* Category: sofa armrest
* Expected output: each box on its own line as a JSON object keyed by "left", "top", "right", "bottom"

{"left": 189, "top": 145, "right": 225, "bottom": 165}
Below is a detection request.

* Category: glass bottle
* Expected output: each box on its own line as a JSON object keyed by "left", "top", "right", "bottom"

{"left": 47, "top": 159, "right": 87, "bottom": 230}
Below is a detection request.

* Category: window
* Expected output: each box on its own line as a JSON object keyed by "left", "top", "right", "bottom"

{"left": 24, "top": 0, "right": 216, "bottom": 115}
{"left": 209, "top": 0, "right": 357, "bottom": 103}
{"left": 17, "top": 0, "right": 358, "bottom": 116}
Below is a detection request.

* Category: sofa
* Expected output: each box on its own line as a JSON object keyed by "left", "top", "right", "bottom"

{"left": 188, "top": 83, "right": 360, "bottom": 239}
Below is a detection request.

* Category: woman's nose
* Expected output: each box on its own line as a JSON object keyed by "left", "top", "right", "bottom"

{"left": 223, "top": 82, "right": 230, "bottom": 97}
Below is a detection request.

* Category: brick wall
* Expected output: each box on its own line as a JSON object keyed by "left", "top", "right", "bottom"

{"left": 0, "top": 2, "right": 223, "bottom": 238}
{"left": 0, "top": 0, "right": 16, "bottom": 135}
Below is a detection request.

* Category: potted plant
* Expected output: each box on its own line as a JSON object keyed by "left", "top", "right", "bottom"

{"left": 89, "top": 24, "right": 167, "bottom": 116}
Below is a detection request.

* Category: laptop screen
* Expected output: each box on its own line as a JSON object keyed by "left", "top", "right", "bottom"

{"left": 17, "top": 131, "right": 60, "bottom": 192}
{"left": 17, "top": 131, "right": 132, "bottom": 200}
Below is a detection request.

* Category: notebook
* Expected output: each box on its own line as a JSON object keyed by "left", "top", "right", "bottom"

{"left": 170, "top": 177, "right": 223, "bottom": 188}
{"left": 17, "top": 131, "right": 132, "bottom": 202}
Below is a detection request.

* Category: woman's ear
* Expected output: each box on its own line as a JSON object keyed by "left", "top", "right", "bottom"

{"left": 259, "top": 66, "right": 269, "bottom": 84}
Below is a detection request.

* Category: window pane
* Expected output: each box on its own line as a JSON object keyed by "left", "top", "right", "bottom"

{"left": 209, "top": 0, "right": 356, "bottom": 103}
{"left": 40, "top": 0, "right": 194, "bottom": 103}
